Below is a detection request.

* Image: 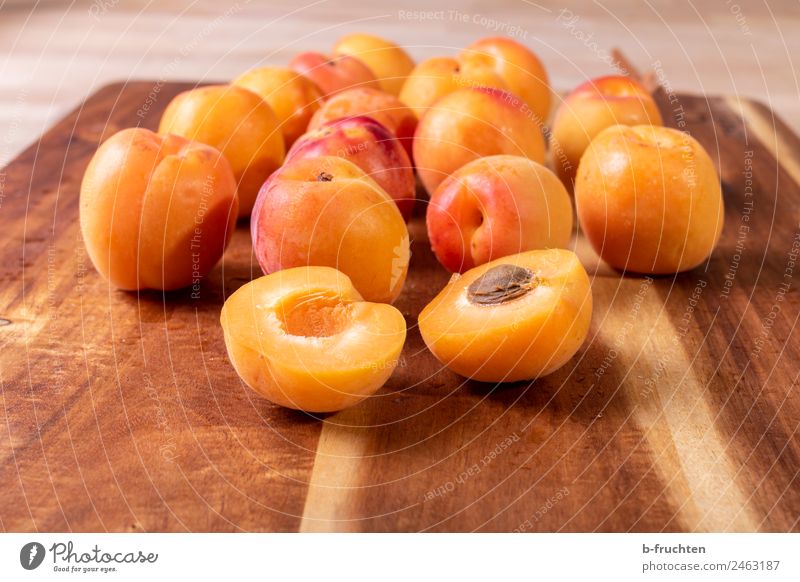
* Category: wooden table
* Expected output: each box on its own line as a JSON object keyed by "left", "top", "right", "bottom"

{"left": 1, "top": 1, "right": 799, "bottom": 533}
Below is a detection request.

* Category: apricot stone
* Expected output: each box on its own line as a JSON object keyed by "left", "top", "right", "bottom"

{"left": 419, "top": 249, "right": 592, "bottom": 383}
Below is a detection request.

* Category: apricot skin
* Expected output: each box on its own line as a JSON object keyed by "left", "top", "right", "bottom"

{"left": 232, "top": 66, "right": 323, "bottom": 148}
{"left": 551, "top": 75, "right": 663, "bottom": 187}
{"left": 427, "top": 155, "right": 573, "bottom": 273}
{"left": 290, "top": 52, "right": 379, "bottom": 98}
{"left": 307, "top": 87, "right": 417, "bottom": 159}
{"left": 251, "top": 156, "right": 410, "bottom": 304}
{"left": 80, "top": 128, "right": 238, "bottom": 291}
{"left": 575, "top": 124, "right": 724, "bottom": 274}
{"left": 332, "top": 33, "right": 415, "bottom": 96}
{"left": 460, "top": 37, "right": 551, "bottom": 123}
{"left": 419, "top": 249, "right": 592, "bottom": 383}
{"left": 220, "top": 266, "right": 406, "bottom": 413}
{"left": 158, "top": 85, "right": 285, "bottom": 217}
{"left": 413, "top": 87, "right": 546, "bottom": 196}
{"left": 398, "top": 56, "right": 509, "bottom": 118}
{"left": 287, "top": 116, "right": 415, "bottom": 221}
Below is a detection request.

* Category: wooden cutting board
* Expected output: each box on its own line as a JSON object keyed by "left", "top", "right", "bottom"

{"left": 0, "top": 81, "right": 798, "bottom": 533}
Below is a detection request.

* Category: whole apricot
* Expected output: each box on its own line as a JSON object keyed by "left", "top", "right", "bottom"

{"left": 398, "top": 56, "right": 509, "bottom": 118}
{"left": 287, "top": 116, "right": 415, "bottom": 221}
{"left": 575, "top": 124, "right": 724, "bottom": 274}
{"left": 251, "top": 155, "right": 410, "bottom": 303}
{"left": 460, "top": 37, "right": 551, "bottom": 123}
{"left": 232, "top": 66, "right": 323, "bottom": 147}
{"left": 307, "top": 87, "right": 416, "bottom": 159}
{"left": 158, "top": 84, "right": 285, "bottom": 217}
{"left": 332, "top": 33, "right": 415, "bottom": 96}
{"left": 80, "top": 128, "right": 238, "bottom": 290}
{"left": 551, "top": 75, "right": 663, "bottom": 187}
{"left": 290, "top": 51, "right": 379, "bottom": 98}
{"left": 413, "top": 87, "right": 546, "bottom": 195}
{"left": 427, "top": 155, "right": 573, "bottom": 273}
{"left": 221, "top": 266, "right": 407, "bottom": 412}
{"left": 419, "top": 249, "right": 592, "bottom": 383}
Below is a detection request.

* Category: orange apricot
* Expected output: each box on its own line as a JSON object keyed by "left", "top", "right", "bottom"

{"left": 332, "top": 33, "right": 415, "bottom": 96}
{"left": 398, "top": 56, "right": 509, "bottom": 118}
{"left": 290, "top": 51, "right": 379, "bottom": 98}
{"left": 232, "top": 66, "right": 323, "bottom": 148}
{"left": 419, "top": 249, "right": 592, "bottom": 383}
{"left": 80, "top": 128, "right": 238, "bottom": 291}
{"left": 221, "top": 266, "right": 407, "bottom": 412}
{"left": 413, "top": 87, "right": 546, "bottom": 196}
{"left": 158, "top": 84, "right": 285, "bottom": 217}
{"left": 575, "top": 124, "right": 724, "bottom": 274}
{"left": 551, "top": 75, "right": 663, "bottom": 187}
{"left": 287, "top": 116, "right": 415, "bottom": 221}
{"left": 251, "top": 155, "right": 410, "bottom": 303}
{"left": 459, "top": 37, "right": 552, "bottom": 123}
{"left": 307, "top": 87, "right": 417, "bottom": 159}
{"left": 427, "top": 155, "right": 573, "bottom": 273}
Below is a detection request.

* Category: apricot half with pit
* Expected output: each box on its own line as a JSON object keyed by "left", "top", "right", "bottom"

{"left": 220, "top": 266, "right": 407, "bottom": 412}
{"left": 419, "top": 249, "right": 592, "bottom": 383}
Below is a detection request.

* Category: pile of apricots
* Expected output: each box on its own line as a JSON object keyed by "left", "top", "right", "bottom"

{"left": 79, "top": 33, "right": 724, "bottom": 413}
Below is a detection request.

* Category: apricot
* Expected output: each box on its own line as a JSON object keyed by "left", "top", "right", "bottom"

{"left": 413, "top": 87, "right": 546, "bottom": 196}
{"left": 575, "top": 124, "right": 724, "bottom": 274}
{"left": 158, "top": 84, "right": 285, "bottom": 217}
{"left": 251, "top": 155, "right": 409, "bottom": 303}
{"left": 551, "top": 75, "right": 663, "bottom": 187}
{"left": 427, "top": 155, "right": 573, "bottom": 273}
{"left": 287, "top": 116, "right": 415, "bottom": 221}
{"left": 221, "top": 266, "right": 406, "bottom": 412}
{"left": 232, "top": 66, "right": 323, "bottom": 148}
{"left": 307, "top": 87, "right": 416, "bottom": 159}
{"left": 332, "top": 33, "right": 415, "bottom": 96}
{"left": 289, "top": 51, "right": 379, "bottom": 98}
{"left": 398, "top": 56, "right": 509, "bottom": 118}
{"left": 80, "top": 128, "right": 238, "bottom": 290}
{"left": 419, "top": 249, "right": 592, "bottom": 383}
{"left": 460, "top": 37, "right": 551, "bottom": 123}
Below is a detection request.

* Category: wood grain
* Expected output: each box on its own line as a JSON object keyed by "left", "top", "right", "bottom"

{"left": 0, "top": 81, "right": 798, "bottom": 532}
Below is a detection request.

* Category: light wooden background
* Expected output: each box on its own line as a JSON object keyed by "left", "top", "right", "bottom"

{"left": 1, "top": 0, "right": 798, "bottom": 167}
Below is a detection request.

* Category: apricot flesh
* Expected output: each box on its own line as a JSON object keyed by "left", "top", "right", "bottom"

{"left": 221, "top": 266, "right": 407, "bottom": 412}
{"left": 419, "top": 249, "right": 592, "bottom": 383}
{"left": 80, "top": 128, "right": 238, "bottom": 291}
{"left": 575, "top": 124, "right": 724, "bottom": 274}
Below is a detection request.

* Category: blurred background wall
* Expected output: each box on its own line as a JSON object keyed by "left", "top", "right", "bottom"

{"left": 1, "top": 0, "right": 797, "bottom": 162}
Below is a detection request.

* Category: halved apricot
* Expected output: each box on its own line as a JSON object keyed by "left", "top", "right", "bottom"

{"left": 221, "top": 266, "right": 407, "bottom": 412}
{"left": 419, "top": 249, "right": 592, "bottom": 383}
